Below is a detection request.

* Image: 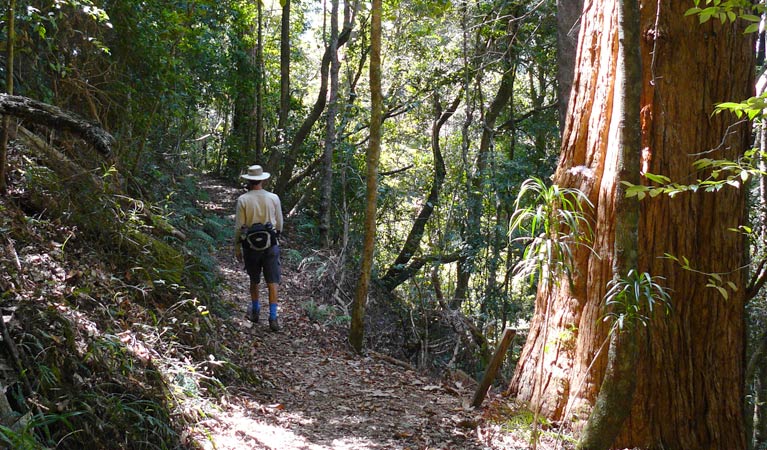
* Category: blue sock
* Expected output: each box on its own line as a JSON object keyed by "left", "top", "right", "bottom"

{"left": 269, "top": 303, "right": 278, "bottom": 320}
{"left": 252, "top": 300, "right": 260, "bottom": 313}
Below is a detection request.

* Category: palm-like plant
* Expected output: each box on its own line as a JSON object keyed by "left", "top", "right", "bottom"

{"left": 510, "top": 177, "right": 594, "bottom": 289}
{"left": 509, "top": 177, "right": 594, "bottom": 449}
{"left": 603, "top": 269, "right": 671, "bottom": 331}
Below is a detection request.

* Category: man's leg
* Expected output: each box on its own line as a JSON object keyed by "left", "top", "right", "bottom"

{"left": 264, "top": 246, "right": 281, "bottom": 331}
{"left": 267, "top": 283, "right": 279, "bottom": 331}
{"left": 250, "top": 280, "right": 261, "bottom": 322}
{"left": 244, "top": 248, "right": 263, "bottom": 323}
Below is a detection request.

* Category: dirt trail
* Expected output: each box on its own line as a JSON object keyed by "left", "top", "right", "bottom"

{"left": 189, "top": 176, "right": 526, "bottom": 450}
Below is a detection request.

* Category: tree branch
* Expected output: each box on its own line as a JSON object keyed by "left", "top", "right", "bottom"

{"left": 380, "top": 164, "right": 414, "bottom": 176}
{"left": 496, "top": 101, "right": 558, "bottom": 131}
{"left": 380, "top": 91, "right": 462, "bottom": 291}
{"left": 746, "top": 256, "right": 767, "bottom": 301}
{"left": 746, "top": 328, "right": 767, "bottom": 384}
{"left": 285, "top": 153, "right": 323, "bottom": 193}
{"left": 380, "top": 250, "right": 461, "bottom": 291}
{"left": 0, "top": 94, "right": 114, "bottom": 156}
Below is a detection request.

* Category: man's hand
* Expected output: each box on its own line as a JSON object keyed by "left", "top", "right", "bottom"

{"left": 235, "top": 251, "right": 243, "bottom": 263}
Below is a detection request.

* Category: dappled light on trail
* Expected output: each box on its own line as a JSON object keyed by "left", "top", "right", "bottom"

{"left": 192, "top": 403, "right": 395, "bottom": 449}
{"left": 185, "top": 176, "right": 559, "bottom": 449}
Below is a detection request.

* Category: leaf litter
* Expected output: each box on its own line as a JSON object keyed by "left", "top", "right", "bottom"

{"left": 187, "top": 177, "right": 574, "bottom": 450}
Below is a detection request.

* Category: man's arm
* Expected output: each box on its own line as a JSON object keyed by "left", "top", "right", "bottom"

{"left": 234, "top": 198, "right": 245, "bottom": 259}
{"left": 274, "top": 195, "right": 284, "bottom": 233}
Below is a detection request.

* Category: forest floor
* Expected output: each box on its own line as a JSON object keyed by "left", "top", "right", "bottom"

{"left": 187, "top": 177, "right": 574, "bottom": 450}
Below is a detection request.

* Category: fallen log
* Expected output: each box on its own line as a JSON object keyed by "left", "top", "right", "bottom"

{"left": 0, "top": 94, "right": 114, "bottom": 156}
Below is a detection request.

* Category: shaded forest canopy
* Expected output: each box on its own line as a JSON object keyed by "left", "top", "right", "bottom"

{"left": 0, "top": 0, "right": 765, "bottom": 449}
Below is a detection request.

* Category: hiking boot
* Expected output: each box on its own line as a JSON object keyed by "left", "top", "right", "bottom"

{"left": 269, "top": 317, "right": 280, "bottom": 332}
{"left": 248, "top": 305, "right": 259, "bottom": 323}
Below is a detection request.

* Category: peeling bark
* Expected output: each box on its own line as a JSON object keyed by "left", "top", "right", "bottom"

{"left": 508, "top": 1, "right": 752, "bottom": 448}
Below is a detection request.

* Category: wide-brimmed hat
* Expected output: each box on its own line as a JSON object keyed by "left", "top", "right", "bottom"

{"left": 241, "top": 165, "right": 271, "bottom": 181}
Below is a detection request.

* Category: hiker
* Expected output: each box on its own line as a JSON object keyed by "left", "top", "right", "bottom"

{"left": 234, "top": 164, "right": 284, "bottom": 331}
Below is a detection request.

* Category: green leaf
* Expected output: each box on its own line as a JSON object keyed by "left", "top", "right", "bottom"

{"left": 685, "top": 7, "right": 703, "bottom": 16}
{"left": 714, "top": 101, "right": 742, "bottom": 111}
{"left": 664, "top": 253, "right": 679, "bottom": 263}
{"left": 645, "top": 173, "right": 671, "bottom": 184}
{"left": 693, "top": 158, "right": 713, "bottom": 169}
{"left": 745, "top": 23, "right": 761, "bottom": 34}
{"left": 740, "top": 170, "right": 750, "bottom": 182}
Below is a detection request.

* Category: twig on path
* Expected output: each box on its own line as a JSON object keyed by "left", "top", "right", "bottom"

{"left": 370, "top": 350, "right": 417, "bottom": 372}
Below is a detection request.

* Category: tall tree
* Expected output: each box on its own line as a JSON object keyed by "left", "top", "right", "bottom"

{"left": 319, "top": 0, "right": 341, "bottom": 246}
{"left": 455, "top": 46, "right": 515, "bottom": 309}
{"left": 576, "top": 0, "right": 641, "bottom": 447}
{"left": 255, "top": 0, "right": 265, "bottom": 160}
{"left": 350, "top": 0, "right": 382, "bottom": 353}
{"left": 507, "top": 1, "right": 752, "bottom": 448}
{"left": 278, "top": 0, "right": 291, "bottom": 146}
{"left": 380, "top": 92, "right": 461, "bottom": 290}
{"left": 0, "top": 0, "right": 16, "bottom": 195}
{"left": 272, "top": 3, "right": 357, "bottom": 197}
{"left": 228, "top": 12, "right": 258, "bottom": 172}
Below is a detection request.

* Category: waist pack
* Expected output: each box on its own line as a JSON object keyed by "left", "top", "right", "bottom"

{"left": 242, "top": 222, "right": 277, "bottom": 251}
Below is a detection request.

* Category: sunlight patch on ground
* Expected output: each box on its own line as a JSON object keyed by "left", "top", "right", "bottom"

{"left": 220, "top": 266, "right": 240, "bottom": 278}
{"left": 192, "top": 404, "right": 382, "bottom": 450}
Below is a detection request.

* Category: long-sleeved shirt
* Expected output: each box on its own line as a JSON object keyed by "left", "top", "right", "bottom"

{"left": 234, "top": 189, "right": 283, "bottom": 252}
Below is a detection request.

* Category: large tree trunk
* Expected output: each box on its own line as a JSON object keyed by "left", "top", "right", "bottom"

{"left": 507, "top": 1, "right": 752, "bottom": 448}
{"left": 576, "top": 0, "right": 642, "bottom": 448}
{"left": 0, "top": 0, "right": 16, "bottom": 195}
{"left": 349, "top": 0, "right": 381, "bottom": 353}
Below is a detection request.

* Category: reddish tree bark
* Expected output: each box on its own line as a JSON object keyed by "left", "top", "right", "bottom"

{"left": 508, "top": 1, "right": 752, "bottom": 448}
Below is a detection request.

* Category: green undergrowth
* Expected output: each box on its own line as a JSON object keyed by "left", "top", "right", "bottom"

{"left": 0, "top": 157, "right": 254, "bottom": 448}
{"left": 301, "top": 299, "right": 351, "bottom": 327}
{"left": 483, "top": 400, "right": 576, "bottom": 448}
